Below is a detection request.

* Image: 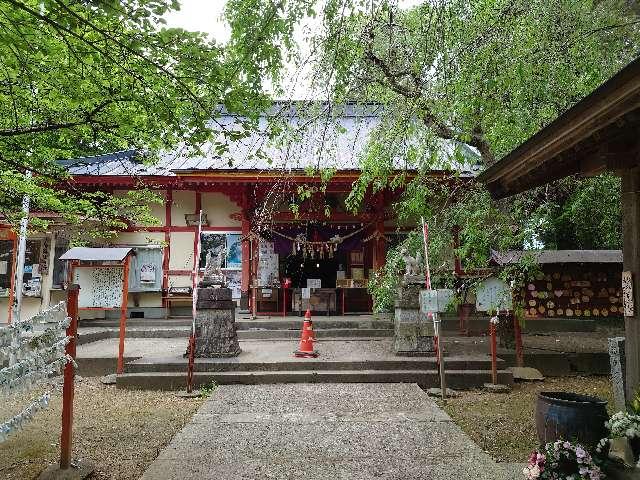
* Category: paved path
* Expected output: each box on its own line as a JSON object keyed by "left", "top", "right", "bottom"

{"left": 77, "top": 337, "right": 496, "bottom": 359}
{"left": 140, "top": 383, "right": 519, "bottom": 480}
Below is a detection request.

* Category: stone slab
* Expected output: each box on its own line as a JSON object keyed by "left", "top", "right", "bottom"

{"left": 197, "top": 287, "right": 232, "bottom": 301}
{"left": 140, "top": 383, "right": 519, "bottom": 480}
{"left": 483, "top": 383, "right": 512, "bottom": 393}
{"left": 38, "top": 461, "right": 94, "bottom": 480}
{"left": 507, "top": 367, "right": 545, "bottom": 381}
{"left": 609, "top": 337, "right": 627, "bottom": 411}
{"left": 196, "top": 300, "right": 235, "bottom": 310}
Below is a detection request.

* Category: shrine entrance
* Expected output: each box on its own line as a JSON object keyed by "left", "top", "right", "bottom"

{"left": 248, "top": 222, "right": 374, "bottom": 316}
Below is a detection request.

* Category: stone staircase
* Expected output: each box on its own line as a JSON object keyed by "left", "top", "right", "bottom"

{"left": 116, "top": 354, "right": 513, "bottom": 390}
{"left": 77, "top": 315, "right": 514, "bottom": 390}
{"left": 78, "top": 315, "right": 396, "bottom": 342}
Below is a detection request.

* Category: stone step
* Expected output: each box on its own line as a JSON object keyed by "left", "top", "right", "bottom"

{"left": 80, "top": 318, "right": 395, "bottom": 330}
{"left": 81, "top": 319, "right": 193, "bottom": 328}
{"left": 116, "top": 369, "right": 513, "bottom": 391}
{"left": 235, "top": 320, "right": 395, "bottom": 330}
{"left": 237, "top": 328, "right": 393, "bottom": 340}
{"left": 78, "top": 327, "right": 394, "bottom": 344}
{"left": 124, "top": 355, "right": 506, "bottom": 373}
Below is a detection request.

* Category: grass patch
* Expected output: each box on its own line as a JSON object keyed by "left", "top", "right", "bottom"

{"left": 438, "top": 376, "right": 614, "bottom": 463}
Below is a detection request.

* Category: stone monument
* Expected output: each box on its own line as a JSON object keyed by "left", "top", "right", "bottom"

{"left": 609, "top": 337, "right": 626, "bottom": 410}
{"left": 193, "top": 246, "right": 241, "bottom": 357}
{"left": 393, "top": 250, "right": 436, "bottom": 355}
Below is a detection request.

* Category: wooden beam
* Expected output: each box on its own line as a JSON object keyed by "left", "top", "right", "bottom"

{"left": 622, "top": 166, "right": 640, "bottom": 400}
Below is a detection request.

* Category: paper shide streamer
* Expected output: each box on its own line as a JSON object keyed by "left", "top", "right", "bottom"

{"left": 0, "top": 301, "right": 73, "bottom": 443}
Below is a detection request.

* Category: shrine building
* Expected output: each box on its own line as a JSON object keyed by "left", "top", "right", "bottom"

{"left": 0, "top": 103, "right": 479, "bottom": 321}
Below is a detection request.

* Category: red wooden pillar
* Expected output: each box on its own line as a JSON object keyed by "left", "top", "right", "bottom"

{"left": 60, "top": 283, "right": 79, "bottom": 469}
{"left": 372, "top": 192, "right": 386, "bottom": 271}
{"left": 162, "top": 188, "right": 172, "bottom": 311}
{"left": 240, "top": 186, "right": 253, "bottom": 311}
{"left": 241, "top": 213, "right": 251, "bottom": 311}
{"left": 489, "top": 319, "right": 498, "bottom": 385}
{"left": 116, "top": 256, "right": 131, "bottom": 374}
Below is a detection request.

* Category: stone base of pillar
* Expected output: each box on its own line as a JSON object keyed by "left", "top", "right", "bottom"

{"left": 239, "top": 291, "right": 249, "bottom": 310}
{"left": 194, "top": 287, "right": 241, "bottom": 358}
{"left": 393, "top": 307, "right": 436, "bottom": 356}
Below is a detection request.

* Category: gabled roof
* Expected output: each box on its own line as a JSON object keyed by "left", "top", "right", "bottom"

{"left": 478, "top": 57, "right": 640, "bottom": 199}
{"left": 60, "top": 102, "right": 482, "bottom": 177}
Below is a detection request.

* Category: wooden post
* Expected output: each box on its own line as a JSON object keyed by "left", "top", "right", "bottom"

{"left": 623, "top": 167, "right": 640, "bottom": 400}
{"left": 489, "top": 320, "right": 498, "bottom": 385}
{"left": 60, "top": 284, "right": 79, "bottom": 469}
{"left": 116, "top": 256, "right": 131, "bottom": 375}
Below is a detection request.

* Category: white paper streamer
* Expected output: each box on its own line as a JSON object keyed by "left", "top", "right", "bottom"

{"left": 0, "top": 392, "right": 51, "bottom": 443}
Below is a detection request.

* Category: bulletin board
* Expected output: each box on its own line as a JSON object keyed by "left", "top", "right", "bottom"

{"left": 74, "top": 266, "right": 125, "bottom": 308}
{"left": 127, "top": 246, "right": 163, "bottom": 292}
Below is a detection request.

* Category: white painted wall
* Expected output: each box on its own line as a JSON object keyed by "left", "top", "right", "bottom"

{"left": 202, "top": 192, "right": 241, "bottom": 227}
{"left": 171, "top": 190, "right": 196, "bottom": 226}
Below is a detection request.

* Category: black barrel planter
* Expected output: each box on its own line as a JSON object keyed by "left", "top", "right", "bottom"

{"left": 536, "top": 391, "right": 608, "bottom": 449}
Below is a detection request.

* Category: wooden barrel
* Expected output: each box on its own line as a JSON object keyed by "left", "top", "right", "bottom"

{"left": 535, "top": 391, "right": 608, "bottom": 449}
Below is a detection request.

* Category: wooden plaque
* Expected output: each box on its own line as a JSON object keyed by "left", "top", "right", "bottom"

{"left": 623, "top": 271, "right": 634, "bottom": 317}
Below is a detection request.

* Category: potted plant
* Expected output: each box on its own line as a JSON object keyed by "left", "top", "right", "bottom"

{"left": 536, "top": 392, "right": 609, "bottom": 450}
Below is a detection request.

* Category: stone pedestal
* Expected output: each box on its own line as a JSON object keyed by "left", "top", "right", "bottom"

{"left": 194, "top": 287, "right": 241, "bottom": 357}
{"left": 393, "top": 282, "right": 435, "bottom": 356}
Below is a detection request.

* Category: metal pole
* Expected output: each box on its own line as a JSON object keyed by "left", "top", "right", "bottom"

{"left": 421, "top": 217, "right": 446, "bottom": 401}
{"left": 187, "top": 210, "right": 203, "bottom": 393}
{"left": 12, "top": 170, "right": 32, "bottom": 323}
{"left": 434, "top": 313, "right": 446, "bottom": 402}
{"left": 60, "top": 283, "right": 79, "bottom": 469}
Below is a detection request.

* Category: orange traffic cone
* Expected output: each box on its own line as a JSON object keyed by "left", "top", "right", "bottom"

{"left": 294, "top": 309, "right": 319, "bottom": 358}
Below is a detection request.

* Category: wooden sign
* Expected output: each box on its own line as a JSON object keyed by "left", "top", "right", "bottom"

{"left": 623, "top": 271, "right": 634, "bottom": 317}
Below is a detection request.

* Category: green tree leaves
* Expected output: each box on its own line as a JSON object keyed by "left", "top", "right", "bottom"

{"left": 0, "top": 0, "right": 277, "bottom": 238}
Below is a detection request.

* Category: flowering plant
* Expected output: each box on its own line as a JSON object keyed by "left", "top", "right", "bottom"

{"left": 523, "top": 440, "right": 604, "bottom": 479}
{"left": 604, "top": 412, "right": 640, "bottom": 440}
{"left": 596, "top": 411, "right": 640, "bottom": 466}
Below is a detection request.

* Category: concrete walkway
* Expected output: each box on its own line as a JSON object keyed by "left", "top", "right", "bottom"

{"left": 140, "top": 383, "right": 519, "bottom": 480}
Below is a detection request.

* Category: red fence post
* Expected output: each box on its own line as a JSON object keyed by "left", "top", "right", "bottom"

{"left": 117, "top": 256, "right": 131, "bottom": 375}
{"left": 489, "top": 318, "right": 498, "bottom": 385}
{"left": 60, "top": 284, "right": 79, "bottom": 470}
{"left": 512, "top": 312, "right": 524, "bottom": 367}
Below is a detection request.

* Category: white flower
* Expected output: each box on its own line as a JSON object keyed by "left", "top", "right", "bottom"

{"left": 522, "top": 464, "right": 540, "bottom": 479}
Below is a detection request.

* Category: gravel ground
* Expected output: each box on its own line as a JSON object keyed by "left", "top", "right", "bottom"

{"left": 0, "top": 377, "right": 204, "bottom": 480}
{"left": 439, "top": 376, "right": 615, "bottom": 464}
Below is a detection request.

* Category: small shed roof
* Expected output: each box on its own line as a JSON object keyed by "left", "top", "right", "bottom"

{"left": 489, "top": 249, "right": 622, "bottom": 265}
{"left": 59, "top": 247, "right": 133, "bottom": 262}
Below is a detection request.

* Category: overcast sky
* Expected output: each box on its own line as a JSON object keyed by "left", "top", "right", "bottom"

{"left": 164, "top": 0, "right": 424, "bottom": 98}
{"left": 164, "top": 1, "right": 230, "bottom": 42}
